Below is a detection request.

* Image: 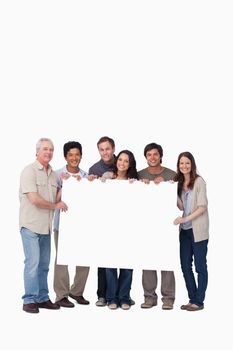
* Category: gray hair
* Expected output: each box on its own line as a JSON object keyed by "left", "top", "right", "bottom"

{"left": 36, "top": 138, "right": 54, "bottom": 152}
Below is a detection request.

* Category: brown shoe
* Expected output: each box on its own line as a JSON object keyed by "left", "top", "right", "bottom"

{"left": 186, "top": 304, "right": 204, "bottom": 311}
{"left": 69, "top": 294, "right": 90, "bottom": 305}
{"left": 37, "top": 299, "right": 60, "bottom": 310}
{"left": 23, "top": 303, "right": 39, "bottom": 313}
{"left": 56, "top": 297, "right": 75, "bottom": 308}
{"left": 180, "top": 303, "right": 192, "bottom": 310}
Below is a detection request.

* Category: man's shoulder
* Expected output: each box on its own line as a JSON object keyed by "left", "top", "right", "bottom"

{"left": 21, "top": 161, "right": 38, "bottom": 176}
{"left": 89, "top": 160, "right": 102, "bottom": 174}
{"left": 137, "top": 168, "right": 148, "bottom": 176}
{"left": 162, "top": 167, "right": 176, "bottom": 180}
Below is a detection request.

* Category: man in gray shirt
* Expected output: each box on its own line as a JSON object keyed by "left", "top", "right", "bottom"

{"left": 89, "top": 136, "right": 116, "bottom": 306}
{"left": 138, "top": 142, "right": 176, "bottom": 310}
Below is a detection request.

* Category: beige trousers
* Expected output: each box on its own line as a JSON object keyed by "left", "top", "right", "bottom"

{"left": 142, "top": 270, "right": 175, "bottom": 303}
{"left": 53, "top": 229, "right": 90, "bottom": 302}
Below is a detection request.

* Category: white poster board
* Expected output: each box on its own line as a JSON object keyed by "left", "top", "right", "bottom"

{"left": 57, "top": 178, "right": 180, "bottom": 270}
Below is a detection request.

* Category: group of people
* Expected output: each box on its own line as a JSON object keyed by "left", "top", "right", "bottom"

{"left": 19, "top": 136, "right": 209, "bottom": 313}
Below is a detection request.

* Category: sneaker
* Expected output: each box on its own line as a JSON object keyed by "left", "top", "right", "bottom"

{"left": 121, "top": 303, "right": 130, "bottom": 310}
{"left": 95, "top": 297, "right": 107, "bottom": 307}
{"left": 108, "top": 303, "right": 118, "bottom": 310}
{"left": 162, "top": 299, "right": 174, "bottom": 310}
{"left": 141, "top": 298, "right": 157, "bottom": 309}
{"left": 130, "top": 298, "right": 135, "bottom": 306}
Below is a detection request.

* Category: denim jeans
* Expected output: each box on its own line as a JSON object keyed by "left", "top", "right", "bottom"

{"left": 179, "top": 228, "right": 208, "bottom": 306}
{"left": 20, "top": 227, "right": 51, "bottom": 304}
{"left": 106, "top": 268, "right": 133, "bottom": 306}
{"left": 97, "top": 267, "right": 107, "bottom": 298}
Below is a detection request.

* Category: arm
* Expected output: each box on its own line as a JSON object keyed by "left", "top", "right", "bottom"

{"left": 174, "top": 206, "right": 207, "bottom": 225}
{"left": 27, "top": 192, "right": 68, "bottom": 211}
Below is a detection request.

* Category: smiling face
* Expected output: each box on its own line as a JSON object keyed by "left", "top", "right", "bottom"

{"left": 178, "top": 156, "right": 192, "bottom": 175}
{"left": 116, "top": 152, "right": 129, "bottom": 172}
{"left": 146, "top": 148, "right": 161, "bottom": 168}
{"left": 98, "top": 141, "right": 115, "bottom": 164}
{"left": 36, "top": 140, "right": 54, "bottom": 167}
{"left": 65, "top": 148, "right": 82, "bottom": 172}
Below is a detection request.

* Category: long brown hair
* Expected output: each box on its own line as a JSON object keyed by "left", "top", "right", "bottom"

{"left": 174, "top": 152, "right": 199, "bottom": 197}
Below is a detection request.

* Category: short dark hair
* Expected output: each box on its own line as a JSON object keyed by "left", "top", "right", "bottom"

{"left": 97, "top": 136, "right": 115, "bottom": 149}
{"left": 144, "top": 143, "right": 163, "bottom": 163}
{"left": 63, "top": 141, "right": 82, "bottom": 157}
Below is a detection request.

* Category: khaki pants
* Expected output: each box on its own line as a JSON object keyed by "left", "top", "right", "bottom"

{"left": 53, "top": 229, "right": 90, "bottom": 302}
{"left": 142, "top": 270, "right": 175, "bottom": 303}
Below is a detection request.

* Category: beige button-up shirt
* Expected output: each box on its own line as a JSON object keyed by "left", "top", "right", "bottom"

{"left": 19, "top": 160, "right": 58, "bottom": 234}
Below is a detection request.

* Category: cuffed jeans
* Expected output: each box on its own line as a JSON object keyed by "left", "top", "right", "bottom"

{"left": 180, "top": 228, "right": 208, "bottom": 306}
{"left": 20, "top": 227, "right": 51, "bottom": 304}
{"left": 106, "top": 268, "right": 133, "bottom": 306}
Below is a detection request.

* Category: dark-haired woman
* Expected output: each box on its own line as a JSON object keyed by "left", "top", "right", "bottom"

{"left": 103, "top": 150, "right": 138, "bottom": 310}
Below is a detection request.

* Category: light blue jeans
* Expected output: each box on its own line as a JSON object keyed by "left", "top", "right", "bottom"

{"left": 20, "top": 227, "right": 51, "bottom": 304}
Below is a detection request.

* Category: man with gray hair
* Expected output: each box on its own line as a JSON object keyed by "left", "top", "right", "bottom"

{"left": 19, "top": 138, "right": 68, "bottom": 313}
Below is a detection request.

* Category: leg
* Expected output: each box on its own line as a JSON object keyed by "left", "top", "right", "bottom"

{"left": 106, "top": 268, "right": 118, "bottom": 305}
{"left": 37, "top": 233, "right": 51, "bottom": 303}
{"left": 161, "top": 270, "right": 175, "bottom": 309}
{"left": 70, "top": 266, "right": 90, "bottom": 296}
{"left": 180, "top": 229, "right": 197, "bottom": 304}
{"left": 118, "top": 269, "right": 133, "bottom": 306}
{"left": 97, "top": 267, "right": 107, "bottom": 299}
{"left": 142, "top": 269, "right": 158, "bottom": 302}
{"left": 193, "top": 239, "right": 208, "bottom": 306}
{"left": 20, "top": 227, "right": 40, "bottom": 304}
{"left": 53, "top": 229, "right": 70, "bottom": 302}
{"left": 161, "top": 271, "right": 175, "bottom": 302}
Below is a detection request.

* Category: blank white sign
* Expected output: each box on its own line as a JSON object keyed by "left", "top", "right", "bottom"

{"left": 57, "top": 178, "right": 180, "bottom": 270}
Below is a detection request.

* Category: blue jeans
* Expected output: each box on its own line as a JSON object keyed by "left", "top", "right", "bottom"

{"left": 20, "top": 227, "right": 51, "bottom": 304}
{"left": 180, "top": 228, "right": 208, "bottom": 306}
{"left": 106, "top": 268, "right": 133, "bottom": 306}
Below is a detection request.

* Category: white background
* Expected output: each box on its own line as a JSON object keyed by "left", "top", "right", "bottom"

{"left": 0, "top": 1, "right": 232, "bottom": 349}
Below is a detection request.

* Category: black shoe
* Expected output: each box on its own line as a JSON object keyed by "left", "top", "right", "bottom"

{"left": 69, "top": 294, "right": 90, "bottom": 305}
{"left": 23, "top": 303, "right": 39, "bottom": 313}
{"left": 37, "top": 299, "right": 60, "bottom": 310}
{"left": 56, "top": 297, "right": 75, "bottom": 308}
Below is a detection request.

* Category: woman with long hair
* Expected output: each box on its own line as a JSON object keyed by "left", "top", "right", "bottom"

{"left": 174, "top": 152, "right": 209, "bottom": 311}
{"left": 103, "top": 150, "right": 138, "bottom": 310}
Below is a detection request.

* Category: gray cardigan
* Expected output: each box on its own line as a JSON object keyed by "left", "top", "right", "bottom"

{"left": 181, "top": 176, "right": 209, "bottom": 242}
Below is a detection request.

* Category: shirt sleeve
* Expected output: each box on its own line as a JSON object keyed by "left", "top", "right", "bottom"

{"left": 20, "top": 166, "right": 37, "bottom": 194}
